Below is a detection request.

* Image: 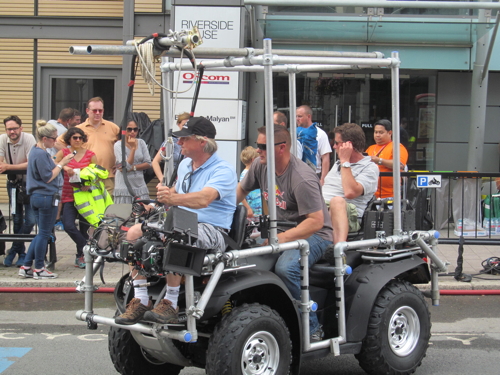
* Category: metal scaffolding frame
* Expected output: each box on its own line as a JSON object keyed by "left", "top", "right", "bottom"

{"left": 71, "top": 37, "right": 403, "bottom": 233}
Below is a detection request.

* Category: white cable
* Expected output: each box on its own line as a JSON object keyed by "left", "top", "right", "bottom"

{"left": 133, "top": 40, "right": 198, "bottom": 95}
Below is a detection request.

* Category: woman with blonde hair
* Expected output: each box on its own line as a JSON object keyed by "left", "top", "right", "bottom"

{"left": 18, "top": 120, "right": 74, "bottom": 279}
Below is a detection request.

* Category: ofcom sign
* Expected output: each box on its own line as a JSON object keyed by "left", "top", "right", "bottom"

{"left": 173, "top": 68, "right": 240, "bottom": 99}
{"left": 417, "top": 175, "right": 442, "bottom": 188}
{"left": 183, "top": 72, "right": 230, "bottom": 85}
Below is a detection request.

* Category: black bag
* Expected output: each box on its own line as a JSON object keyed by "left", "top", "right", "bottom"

{"left": 406, "top": 179, "right": 433, "bottom": 230}
{"left": 0, "top": 209, "right": 6, "bottom": 256}
{"left": 16, "top": 182, "right": 31, "bottom": 205}
{"left": 363, "top": 198, "right": 416, "bottom": 239}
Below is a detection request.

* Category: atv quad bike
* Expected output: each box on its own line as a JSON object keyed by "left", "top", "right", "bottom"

{"left": 72, "top": 35, "right": 448, "bottom": 375}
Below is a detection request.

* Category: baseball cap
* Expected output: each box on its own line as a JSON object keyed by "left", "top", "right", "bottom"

{"left": 172, "top": 117, "right": 216, "bottom": 139}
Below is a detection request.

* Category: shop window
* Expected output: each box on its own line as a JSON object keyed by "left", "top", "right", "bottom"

{"left": 273, "top": 72, "right": 437, "bottom": 170}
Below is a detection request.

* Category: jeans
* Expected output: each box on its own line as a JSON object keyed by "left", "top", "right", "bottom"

{"left": 274, "top": 234, "right": 332, "bottom": 335}
{"left": 24, "top": 194, "right": 57, "bottom": 270}
{"left": 7, "top": 181, "right": 36, "bottom": 254}
{"left": 62, "top": 202, "right": 90, "bottom": 257}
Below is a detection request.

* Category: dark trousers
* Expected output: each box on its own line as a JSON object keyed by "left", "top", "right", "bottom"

{"left": 62, "top": 202, "right": 90, "bottom": 257}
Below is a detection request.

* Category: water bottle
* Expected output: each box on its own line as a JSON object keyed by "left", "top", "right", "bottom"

{"left": 483, "top": 218, "right": 491, "bottom": 234}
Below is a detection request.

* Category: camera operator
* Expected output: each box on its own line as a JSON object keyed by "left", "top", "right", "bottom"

{"left": 115, "top": 117, "right": 237, "bottom": 325}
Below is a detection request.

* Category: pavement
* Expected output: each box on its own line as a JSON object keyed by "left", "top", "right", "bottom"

{"left": 0, "top": 218, "right": 499, "bottom": 291}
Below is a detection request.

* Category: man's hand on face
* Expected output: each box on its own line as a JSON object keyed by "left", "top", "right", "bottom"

{"left": 337, "top": 141, "right": 354, "bottom": 163}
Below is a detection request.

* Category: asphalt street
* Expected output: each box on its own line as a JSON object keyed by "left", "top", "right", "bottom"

{"left": 1, "top": 294, "right": 500, "bottom": 374}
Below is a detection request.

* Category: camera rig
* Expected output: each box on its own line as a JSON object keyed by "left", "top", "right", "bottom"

{"left": 119, "top": 206, "right": 206, "bottom": 278}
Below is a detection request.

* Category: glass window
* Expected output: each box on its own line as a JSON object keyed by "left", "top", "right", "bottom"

{"left": 273, "top": 71, "right": 437, "bottom": 170}
{"left": 51, "top": 78, "right": 115, "bottom": 123}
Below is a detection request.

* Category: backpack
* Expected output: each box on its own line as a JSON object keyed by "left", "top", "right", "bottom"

{"left": 137, "top": 116, "right": 165, "bottom": 184}
{"left": 406, "top": 179, "right": 434, "bottom": 230}
{"left": 297, "top": 123, "right": 318, "bottom": 170}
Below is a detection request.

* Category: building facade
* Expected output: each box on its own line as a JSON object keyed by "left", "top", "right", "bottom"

{"left": 1, "top": 0, "right": 499, "bottom": 201}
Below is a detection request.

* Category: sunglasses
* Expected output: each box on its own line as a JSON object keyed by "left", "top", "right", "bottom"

{"left": 90, "top": 109, "right": 103, "bottom": 114}
{"left": 45, "top": 136, "right": 57, "bottom": 141}
{"left": 126, "top": 127, "right": 139, "bottom": 132}
{"left": 72, "top": 136, "right": 83, "bottom": 140}
{"left": 255, "top": 141, "right": 286, "bottom": 151}
{"left": 182, "top": 172, "right": 193, "bottom": 193}
{"left": 6, "top": 127, "right": 21, "bottom": 132}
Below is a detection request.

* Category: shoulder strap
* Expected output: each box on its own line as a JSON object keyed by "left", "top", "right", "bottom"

{"left": 374, "top": 143, "right": 388, "bottom": 157}
{"left": 7, "top": 143, "right": 12, "bottom": 165}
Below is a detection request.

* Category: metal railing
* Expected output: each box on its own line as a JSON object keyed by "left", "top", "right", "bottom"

{"left": 380, "top": 171, "right": 500, "bottom": 245}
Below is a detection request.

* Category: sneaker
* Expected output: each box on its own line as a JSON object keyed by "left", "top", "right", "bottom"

{"left": 311, "top": 326, "right": 324, "bottom": 342}
{"left": 18, "top": 266, "right": 33, "bottom": 278}
{"left": 54, "top": 220, "right": 64, "bottom": 231}
{"left": 144, "top": 299, "right": 179, "bottom": 324}
{"left": 3, "top": 250, "right": 16, "bottom": 267}
{"left": 115, "top": 298, "right": 153, "bottom": 325}
{"left": 33, "top": 268, "right": 58, "bottom": 280}
{"left": 74, "top": 256, "right": 86, "bottom": 269}
{"left": 15, "top": 253, "right": 26, "bottom": 268}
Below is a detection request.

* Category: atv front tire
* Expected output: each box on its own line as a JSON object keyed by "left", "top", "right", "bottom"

{"left": 206, "top": 303, "right": 292, "bottom": 375}
{"left": 108, "top": 325, "right": 183, "bottom": 375}
{"left": 356, "top": 280, "right": 431, "bottom": 375}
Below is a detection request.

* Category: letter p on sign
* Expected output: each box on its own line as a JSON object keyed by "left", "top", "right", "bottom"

{"left": 417, "top": 176, "right": 428, "bottom": 187}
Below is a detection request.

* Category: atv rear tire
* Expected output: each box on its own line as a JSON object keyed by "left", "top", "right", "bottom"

{"left": 355, "top": 280, "right": 431, "bottom": 375}
{"left": 108, "top": 325, "right": 183, "bottom": 375}
{"left": 206, "top": 303, "right": 292, "bottom": 375}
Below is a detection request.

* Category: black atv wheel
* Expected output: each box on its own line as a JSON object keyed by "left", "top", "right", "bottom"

{"left": 108, "top": 325, "right": 183, "bottom": 375}
{"left": 206, "top": 303, "right": 292, "bottom": 375}
{"left": 355, "top": 280, "right": 431, "bottom": 375}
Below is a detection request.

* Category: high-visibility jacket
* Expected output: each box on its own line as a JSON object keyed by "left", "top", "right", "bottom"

{"left": 73, "top": 164, "right": 113, "bottom": 227}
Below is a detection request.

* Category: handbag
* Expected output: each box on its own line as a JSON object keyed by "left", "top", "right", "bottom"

{"left": 17, "top": 182, "right": 31, "bottom": 205}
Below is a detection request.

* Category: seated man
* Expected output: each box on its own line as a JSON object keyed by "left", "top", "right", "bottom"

{"left": 237, "top": 125, "right": 333, "bottom": 340}
{"left": 322, "top": 123, "right": 379, "bottom": 244}
{"left": 115, "top": 117, "right": 237, "bottom": 325}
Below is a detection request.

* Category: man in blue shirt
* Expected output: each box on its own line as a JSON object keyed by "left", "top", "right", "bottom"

{"left": 115, "top": 117, "right": 237, "bottom": 325}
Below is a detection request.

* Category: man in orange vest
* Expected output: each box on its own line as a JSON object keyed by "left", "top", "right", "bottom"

{"left": 366, "top": 119, "right": 408, "bottom": 199}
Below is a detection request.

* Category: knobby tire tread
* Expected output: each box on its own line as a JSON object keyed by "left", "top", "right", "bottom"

{"left": 206, "top": 303, "right": 292, "bottom": 375}
{"left": 355, "top": 279, "right": 431, "bottom": 375}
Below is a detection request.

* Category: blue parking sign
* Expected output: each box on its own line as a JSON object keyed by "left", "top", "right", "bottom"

{"left": 418, "top": 176, "right": 428, "bottom": 187}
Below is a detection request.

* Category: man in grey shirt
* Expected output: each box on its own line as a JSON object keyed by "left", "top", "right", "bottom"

{"left": 322, "top": 123, "right": 379, "bottom": 244}
{"left": 0, "top": 115, "right": 37, "bottom": 267}
{"left": 238, "top": 124, "right": 333, "bottom": 341}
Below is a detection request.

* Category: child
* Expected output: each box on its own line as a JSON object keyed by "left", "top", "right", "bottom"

{"left": 239, "top": 146, "right": 262, "bottom": 219}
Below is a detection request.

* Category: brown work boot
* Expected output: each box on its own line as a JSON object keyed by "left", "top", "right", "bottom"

{"left": 114, "top": 298, "right": 152, "bottom": 325}
{"left": 144, "top": 299, "right": 179, "bottom": 324}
